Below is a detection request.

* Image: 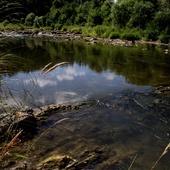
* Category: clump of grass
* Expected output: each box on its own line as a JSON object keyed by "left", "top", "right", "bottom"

{"left": 121, "top": 32, "right": 141, "bottom": 41}
{"left": 70, "top": 26, "right": 82, "bottom": 34}
{"left": 109, "top": 32, "right": 120, "bottom": 39}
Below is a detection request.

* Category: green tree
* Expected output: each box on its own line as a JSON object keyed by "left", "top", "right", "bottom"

{"left": 101, "top": 0, "right": 112, "bottom": 25}
{"left": 87, "top": 8, "right": 103, "bottom": 26}
{"left": 128, "top": 1, "right": 154, "bottom": 29}
{"left": 111, "top": 0, "right": 134, "bottom": 28}
{"left": 74, "top": 2, "right": 90, "bottom": 25}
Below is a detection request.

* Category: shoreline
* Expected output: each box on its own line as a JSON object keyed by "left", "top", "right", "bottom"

{"left": 0, "top": 29, "right": 169, "bottom": 47}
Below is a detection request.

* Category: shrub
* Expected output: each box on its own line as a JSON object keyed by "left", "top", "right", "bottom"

{"left": 121, "top": 32, "right": 141, "bottom": 41}
{"left": 2, "top": 20, "right": 9, "bottom": 26}
{"left": 109, "top": 32, "right": 120, "bottom": 39}
{"left": 102, "top": 30, "right": 111, "bottom": 38}
{"left": 93, "top": 26, "right": 107, "bottom": 37}
{"left": 61, "top": 26, "right": 67, "bottom": 31}
{"left": 34, "top": 16, "right": 45, "bottom": 28}
{"left": 55, "top": 23, "right": 62, "bottom": 30}
{"left": 144, "top": 24, "right": 159, "bottom": 41}
{"left": 11, "top": 19, "right": 19, "bottom": 24}
{"left": 70, "top": 26, "right": 82, "bottom": 34}
{"left": 25, "top": 13, "right": 35, "bottom": 26}
{"left": 20, "top": 18, "right": 25, "bottom": 24}
{"left": 158, "top": 34, "right": 170, "bottom": 43}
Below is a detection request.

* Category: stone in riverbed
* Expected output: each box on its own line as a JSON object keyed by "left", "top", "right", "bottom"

{"left": 0, "top": 109, "right": 37, "bottom": 141}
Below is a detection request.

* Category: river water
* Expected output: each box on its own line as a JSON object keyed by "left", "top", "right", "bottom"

{"left": 0, "top": 36, "right": 170, "bottom": 169}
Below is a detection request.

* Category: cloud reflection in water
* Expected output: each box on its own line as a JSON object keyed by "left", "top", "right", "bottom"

{"left": 56, "top": 66, "right": 86, "bottom": 81}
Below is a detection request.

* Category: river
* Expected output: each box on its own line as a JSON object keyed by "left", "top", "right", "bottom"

{"left": 0, "top": 36, "right": 170, "bottom": 169}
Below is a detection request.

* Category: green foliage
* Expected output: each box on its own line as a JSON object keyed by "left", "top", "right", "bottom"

{"left": 54, "top": 23, "right": 62, "bottom": 30}
{"left": 109, "top": 32, "right": 120, "bottom": 39}
{"left": 2, "top": 19, "right": 9, "bottom": 26}
{"left": 93, "top": 25, "right": 107, "bottom": 37}
{"left": 70, "top": 26, "right": 82, "bottom": 34}
{"left": 33, "top": 16, "right": 45, "bottom": 28}
{"left": 158, "top": 34, "right": 170, "bottom": 43}
{"left": 87, "top": 8, "right": 103, "bottom": 26}
{"left": 121, "top": 32, "right": 141, "bottom": 41}
{"left": 0, "top": 0, "right": 169, "bottom": 43}
{"left": 11, "top": 18, "right": 20, "bottom": 24}
{"left": 101, "top": 0, "right": 112, "bottom": 25}
{"left": 111, "top": 0, "right": 134, "bottom": 28}
{"left": 144, "top": 23, "right": 159, "bottom": 41}
{"left": 25, "top": 13, "right": 35, "bottom": 26}
{"left": 127, "top": 1, "right": 154, "bottom": 29}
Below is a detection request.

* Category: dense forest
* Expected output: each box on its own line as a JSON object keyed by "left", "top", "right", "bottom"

{"left": 0, "top": 0, "right": 170, "bottom": 42}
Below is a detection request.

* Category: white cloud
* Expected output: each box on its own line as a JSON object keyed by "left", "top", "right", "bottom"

{"left": 103, "top": 73, "right": 116, "bottom": 80}
{"left": 56, "top": 67, "right": 86, "bottom": 81}
{"left": 24, "top": 77, "right": 57, "bottom": 88}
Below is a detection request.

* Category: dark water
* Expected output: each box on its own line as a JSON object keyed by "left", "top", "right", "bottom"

{"left": 0, "top": 36, "right": 170, "bottom": 169}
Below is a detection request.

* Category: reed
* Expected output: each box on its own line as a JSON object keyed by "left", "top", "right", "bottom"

{"left": 1, "top": 130, "right": 23, "bottom": 158}
{"left": 40, "top": 61, "right": 69, "bottom": 74}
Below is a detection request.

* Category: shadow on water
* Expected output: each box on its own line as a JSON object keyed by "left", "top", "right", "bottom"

{"left": 0, "top": 36, "right": 170, "bottom": 169}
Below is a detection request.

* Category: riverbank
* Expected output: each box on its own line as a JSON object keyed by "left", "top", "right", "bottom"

{"left": 0, "top": 29, "right": 169, "bottom": 47}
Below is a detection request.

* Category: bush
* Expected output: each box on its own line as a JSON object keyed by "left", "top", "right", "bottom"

{"left": 121, "top": 32, "right": 141, "bottom": 41}
{"left": 144, "top": 30, "right": 158, "bottom": 41}
{"left": 109, "top": 32, "right": 120, "bottom": 39}
{"left": 11, "top": 19, "right": 19, "bottom": 24}
{"left": 34, "top": 16, "right": 45, "bottom": 28}
{"left": 70, "top": 26, "right": 82, "bottom": 34}
{"left": 20, "top": 18, "right": 25, "bottom": 24}
{"left": 55, "top": 23, "right": 62, "bottom": 30}
{"left": 2, "top": 20, "right": 9, "bottom": 26}
{"left": 144, "top": 24, "right": 159, "bottom": 41}
{"left": 93, "top": 26, "right": 107, "bottom": 37}
{"left": 158, "top": 34, "right": 170, "bottom": 43}
{"left": 102, "top": 30, "right": 111, "bottom": 38}
{"left": 61, "top": 26, "right": 67, "bottom": 31}
{"left": 25, "top": 13, "right": 35, "bottom": 26}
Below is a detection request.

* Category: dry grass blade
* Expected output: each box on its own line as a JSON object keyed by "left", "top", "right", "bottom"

{"left": 1, "top": 130, "right": 23, "bottom": 158}
{"left": 128, "top": 154, "right": 138, "bottom": 170}
{"left": 151, "top": 143, "right": 170, "bottom": 170}
{"left": 40, "top": 62, "right": 52, "bottom": 74}
{"left": 44, "top": 62, "right": 68, "bottom": 74}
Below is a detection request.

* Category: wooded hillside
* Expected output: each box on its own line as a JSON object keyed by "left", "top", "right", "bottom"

{"left": 0, "top": 0, "right": 169, "bottom": 42}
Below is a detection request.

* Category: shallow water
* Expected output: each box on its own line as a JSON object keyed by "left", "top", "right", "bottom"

{"left": 0, "top": 36, "right": 170, "bottom": 169}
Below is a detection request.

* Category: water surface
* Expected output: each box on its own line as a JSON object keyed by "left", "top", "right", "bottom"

{"left": 0, "top": 36, "right": 170, "bottom": 169}
{"left": 1, "top": 37, "right": 169, "bottom": 107}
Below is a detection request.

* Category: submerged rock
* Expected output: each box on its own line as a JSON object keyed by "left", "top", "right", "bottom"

{"left": 0, "top": 109, "right": 37, "bottom": 141}
{"left": 156, "top": 86, "right": 170, "bottom": 94}
{"left": 37, "top": 155, "right": 75, "bottom": 169}
{"left": 0, "top": 101, "right": 94, "bottom": 141}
